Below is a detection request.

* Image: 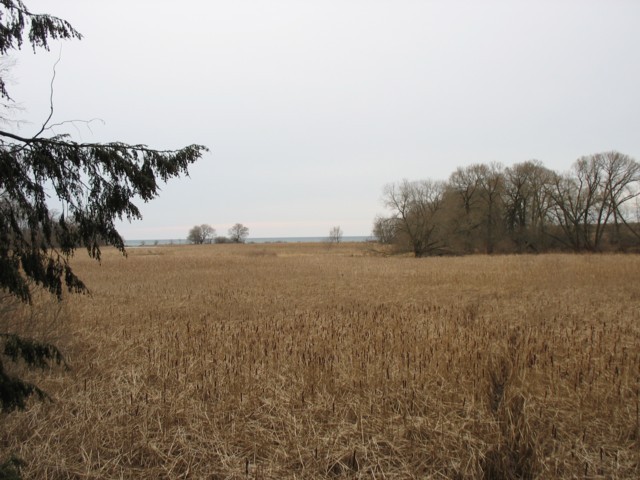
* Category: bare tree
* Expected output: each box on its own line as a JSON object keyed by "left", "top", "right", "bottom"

{"left": 446, "top": 164, "right": 485, "bottom": 252}
{"left": 449, "top": 165, "right": 483, "bottom": 215}
{"left": 546, "top": 152, "right": 640, "bottom": 251}
{"left": 446, "top": 163, "right": 505, "bottom": 253}
{"left": 546, "top": 170, "right": 588, "bottom": 251}
{"left": 187, "top": 226, "right": 202, "bottom": 244}
{"left": 382, "top": 179, "right": 446, "bottom": 257}
{"left": 228, "top": 223, "right": 249, "bottom": 243}
{"left": 372, "top": 215, "right": 398, "bottom": 244}
{"left": 328, "top": 226, "right": 343, "bottom": 244}
{"left": 594, "top": 151, "right": 640, "bottom": 245}
{"left": 502, "top": 160, "right": 555, "bottom": 251}
{"left": 187, "top": 224, "right": 215, "bottom": 244}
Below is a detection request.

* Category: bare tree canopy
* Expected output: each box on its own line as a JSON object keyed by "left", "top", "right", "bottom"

{"left": 228, "top": 223, "right": 249, "bottom": 243}
{"left": 187, "top": 224, "right": 215, "bottom": 244}
{"left": 372, "top": 215, "right": 398, "bottom": 245}
{"left": 328, "top": 226, "right": 343, "bottom": 244}
{"left": 547, "top": 152, "right": 640, "bottom": 251}
{"left": 375, "top": 152, "right": 640, "bottom": 255}
{"left": 502, "top": 160, "right": 555, "bottom": 251}
{"left": 382, "top": 179, "right": 447, "bottom": 257}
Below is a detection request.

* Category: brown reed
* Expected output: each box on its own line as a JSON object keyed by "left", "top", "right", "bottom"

{"left": 1, "top": 244, "right": 639, "bottom": 478}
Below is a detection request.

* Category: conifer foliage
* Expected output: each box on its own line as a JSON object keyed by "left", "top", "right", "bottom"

{"left": 0, "top": 0, "right": 206, "bottom": 424}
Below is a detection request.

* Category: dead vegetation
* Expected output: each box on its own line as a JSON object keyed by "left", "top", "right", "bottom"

{"left": 2, "top": 243, "right": 639, "bottom": 478}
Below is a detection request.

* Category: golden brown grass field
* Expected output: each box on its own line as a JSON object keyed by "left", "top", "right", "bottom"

{"left": 2, "top": 243, "right": 640, "bottom": 478}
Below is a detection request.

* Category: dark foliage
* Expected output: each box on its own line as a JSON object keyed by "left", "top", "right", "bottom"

{"left": 0, "top": 455, "right": 24, "bottom": 480}
{"left": 1, "top": 333, "right": 66, "bottom": 369}
{"left": 0, "top": 0, "right": 82, "bottom": 100}
{"left": 0, "top": 333, "right": 66, "bottom": 412}
{"left": 0, "top": 357, "right": 48, "bottom": 412}
{"left": 0, "top": 135, "right": 206, "bottom": 303}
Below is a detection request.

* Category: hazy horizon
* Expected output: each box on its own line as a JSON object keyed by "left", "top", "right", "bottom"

{"left": 124, "top": 234, "right": 372, "bottom": 244}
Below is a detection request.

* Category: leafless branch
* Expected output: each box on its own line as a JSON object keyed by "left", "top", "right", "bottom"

{"left": 31, "top": 46, "right": 62, "bottom": 140}
{"left": 44, "top": 118, "right": 105, "bottom": 137}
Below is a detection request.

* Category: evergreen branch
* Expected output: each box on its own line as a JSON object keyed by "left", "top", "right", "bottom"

{"left": 1, "top": 333, "right": 67, "bottom": 369}
{"left": 0, "top": 129, "right": 209, "bottom": 154}
{"left": 0, "top": 454, "right": 24, "bottom": 479}
{"left": 0, "top": 357, "right": 50, "bottom": 412}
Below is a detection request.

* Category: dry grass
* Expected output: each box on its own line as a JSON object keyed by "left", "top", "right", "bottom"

{"left": 2, "top": 243, "right": 640, "bottom": 478}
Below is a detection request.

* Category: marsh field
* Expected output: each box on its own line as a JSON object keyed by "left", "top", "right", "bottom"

{"left": 2, "top": 243, "right": 640, "bottom": 479}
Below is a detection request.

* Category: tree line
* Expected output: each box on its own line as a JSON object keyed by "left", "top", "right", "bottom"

{"left": 373, "top": 151, "right": 640, "bottom": 256}
{"left": 187, "top": 223, "right": 249, "bottom": 244}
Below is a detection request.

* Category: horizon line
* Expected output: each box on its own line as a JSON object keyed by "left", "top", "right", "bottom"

{"left": 124, "top": 234, "right": 373, "bottom": 243}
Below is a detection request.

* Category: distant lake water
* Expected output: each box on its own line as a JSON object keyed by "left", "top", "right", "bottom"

{"left": 124, "top": 236, "right": 371, "bottom": 247}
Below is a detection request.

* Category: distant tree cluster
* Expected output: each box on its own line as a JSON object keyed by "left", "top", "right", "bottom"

{"left": 374, "top": 152, "right": 640, "bottom": 256}
{"left": 187, "top": 224, "right": 215, "bottom": 244}
{"left": 188, "top": 223, "right": 249, "bottom": 244}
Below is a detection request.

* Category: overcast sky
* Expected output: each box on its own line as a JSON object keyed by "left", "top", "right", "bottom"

{"left": 7, "top": 0, "right": 640, "bottom": 239}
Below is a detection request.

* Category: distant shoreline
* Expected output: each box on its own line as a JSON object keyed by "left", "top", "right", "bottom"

{"left": 124, "top": 236, "right": 372, "bottom": 247}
